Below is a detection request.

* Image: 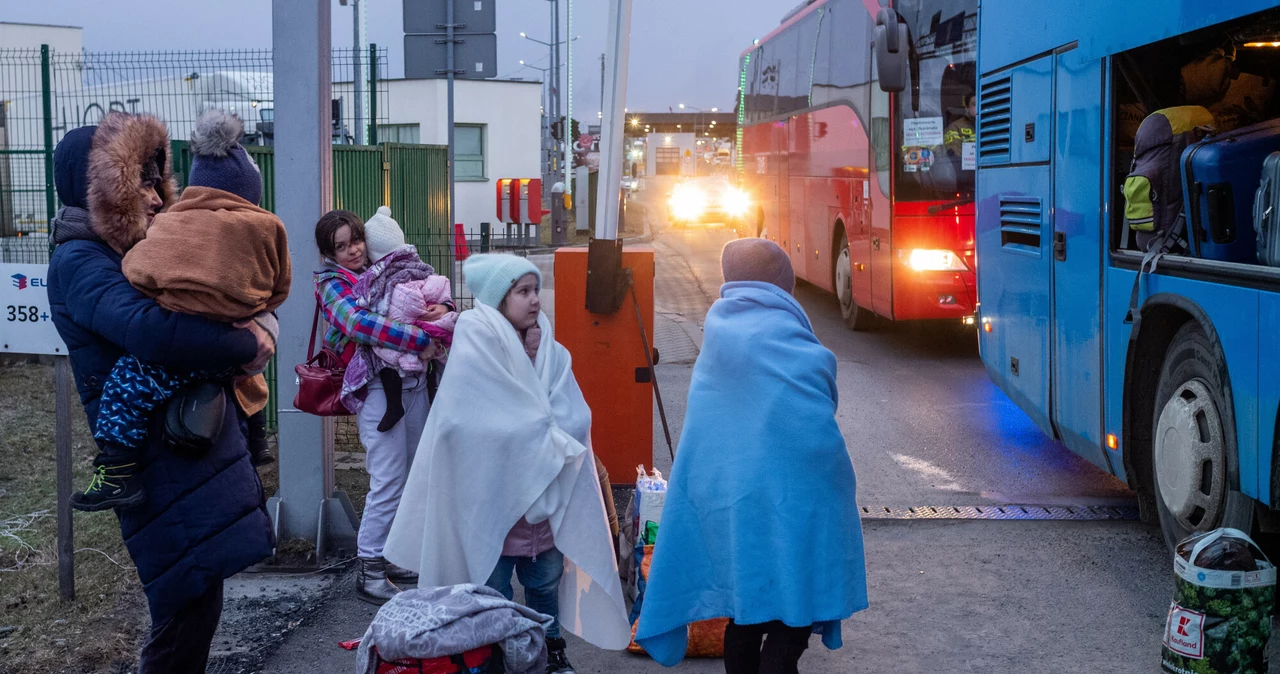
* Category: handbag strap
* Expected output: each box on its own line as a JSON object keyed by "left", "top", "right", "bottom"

{"left": 307, "top": 302, "right": 321, "bottom": 361}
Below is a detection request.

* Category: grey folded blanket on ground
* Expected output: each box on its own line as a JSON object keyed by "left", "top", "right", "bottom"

{"left": 357, "top": 583, "right": 553, "bottom": 674}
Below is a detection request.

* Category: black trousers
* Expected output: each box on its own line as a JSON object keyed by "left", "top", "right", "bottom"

{"left": 137, "top": 578, "right": 224, "bottom": 674}
{"left": 723, "top": 620, "right": 813, "bottom": 674}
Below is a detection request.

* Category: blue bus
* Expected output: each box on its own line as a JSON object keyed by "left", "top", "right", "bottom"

{"left": 971, "top": 0, "right": 1280, "bottom": 549}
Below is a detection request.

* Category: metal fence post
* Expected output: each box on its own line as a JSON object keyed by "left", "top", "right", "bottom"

{"left": 368, "top": 43, "right": 378, "bottom": 145}
{"left": 481, "top": 222, "right": 490, "bottom": 253}
{"left": 41, "top": 45, "right": 56, "bottom": 255}
{"left": 55, "top": 357, "right": 74, "bottom": 601}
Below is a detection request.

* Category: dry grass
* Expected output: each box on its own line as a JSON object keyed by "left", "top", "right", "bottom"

{"left": 0, "top": 360, "right": 148, "bottom": 673}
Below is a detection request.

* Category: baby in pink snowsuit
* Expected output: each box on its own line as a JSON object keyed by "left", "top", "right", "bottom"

{"left": 354, "top": 206, "right": 458, "bottom": 432}
{"left": 373, "top": 274, "right": 457, "bottom": 371}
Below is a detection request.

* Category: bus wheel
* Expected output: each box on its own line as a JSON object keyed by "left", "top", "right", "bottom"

{"left": 836, "top": 231, "right": 873, "bottom": 331}
{"left": 1151, "top": 322, "right": 1252, "bottom": 550}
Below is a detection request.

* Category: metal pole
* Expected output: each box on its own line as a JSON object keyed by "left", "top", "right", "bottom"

{"left": 41, "top": 45, "right": 55, "bottom": 250}
{"left": 369, "top": 43, "right": 378, "bottom": 145}
{"left": 55, "top": 357, "right": 74, "bottom": 601}
{"left": 353, "top": 0, "right": 366, "bottom": 145}
{"left": 446, "top": 0, "right": 457, "bottom": 262}
{"left": 271, "top": 0, "right": 356, "bottom": 552}
{"left": 564, "top": 0, "right": 573, "bottom": 197}
{"left": 552, "top": 0, "right": 560, "bottom": 158}
{"left": 595, "top": 0, "right": 632, "bottom": 241}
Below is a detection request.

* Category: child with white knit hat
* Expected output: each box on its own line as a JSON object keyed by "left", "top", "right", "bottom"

{"left": 386, "top": 253, "right": 629, "bottom": 673}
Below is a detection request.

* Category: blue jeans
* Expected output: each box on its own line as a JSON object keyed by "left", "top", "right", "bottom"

{"left": 485, "top": 548, "right": 564, "bottom": 639}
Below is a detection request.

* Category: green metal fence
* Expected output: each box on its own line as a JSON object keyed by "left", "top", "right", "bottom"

{"left": 0, "top": 45, "right": 389, "bottom": 264}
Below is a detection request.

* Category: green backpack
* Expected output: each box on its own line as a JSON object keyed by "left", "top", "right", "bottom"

{"left": 1123, "top": 106, "right": 1216, "bottom": 249}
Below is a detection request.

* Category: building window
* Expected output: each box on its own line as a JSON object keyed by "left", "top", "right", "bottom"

{"left": 377, "top": 123, "right": 420, "bottom": 144}
{"left": 455, "top": 124, "right": 486, "bottom": 180}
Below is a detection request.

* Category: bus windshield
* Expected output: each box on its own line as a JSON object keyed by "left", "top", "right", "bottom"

{"left": 895, "top": 0, "right": 977, "bottom": 203}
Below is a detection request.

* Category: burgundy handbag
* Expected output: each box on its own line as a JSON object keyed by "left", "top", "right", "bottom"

{"left": 293, "top": 303, "right": 352, "bottom": 417}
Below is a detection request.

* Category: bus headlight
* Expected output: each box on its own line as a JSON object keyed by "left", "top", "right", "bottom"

{"left": 903, "top": 249, "right": 969, "bottom": 271}
{"left": 669, "top": 185, "right": 707, "bottom": 221}
{"left": 723, "top": 188, "right": 751, "bottom": 217}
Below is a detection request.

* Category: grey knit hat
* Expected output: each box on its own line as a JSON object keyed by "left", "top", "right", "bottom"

{"left": 721, "top": 238, "right": 795, "bottom": 294}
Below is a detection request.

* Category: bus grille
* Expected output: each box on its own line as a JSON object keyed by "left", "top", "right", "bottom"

{"left": 999, "top": 196, "right": 1042, "bottom": 251}
{"left": 979, "top": 74, "right": 1012, "bottom": 164}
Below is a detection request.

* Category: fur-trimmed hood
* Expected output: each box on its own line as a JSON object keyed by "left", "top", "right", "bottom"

{"left": 87, "top": 113, "right": 177, "bottom": 254}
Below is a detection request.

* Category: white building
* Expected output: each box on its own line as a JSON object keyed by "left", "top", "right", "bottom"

{"left": 0, "top": 22, "right": 82, "bottom": 53}
{"left": 645, "top": 132, "right": 697, "bottom": 177}
{"left": 335, "top": 78, "right": 543, "bottom": 233}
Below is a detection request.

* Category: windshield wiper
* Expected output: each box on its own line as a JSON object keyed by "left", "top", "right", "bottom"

{"left": 928, "top": 197, "right": 975, "bottom": 216}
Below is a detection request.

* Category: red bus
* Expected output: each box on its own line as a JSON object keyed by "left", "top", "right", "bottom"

{"left": 736, "top": 0, "right": 977, "bottom": 329}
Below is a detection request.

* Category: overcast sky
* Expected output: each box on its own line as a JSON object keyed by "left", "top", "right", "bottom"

{"left": 6, "top": 0, "right": 787, "bottom": 117}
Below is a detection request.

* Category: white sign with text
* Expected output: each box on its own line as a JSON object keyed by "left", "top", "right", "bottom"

{"left": 1, "top": 263, "right": 67, "bottom": 355}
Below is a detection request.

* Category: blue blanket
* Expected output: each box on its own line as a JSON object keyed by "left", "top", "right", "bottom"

{"left": 634, "top": 281, "right": 867, "bottom": 666}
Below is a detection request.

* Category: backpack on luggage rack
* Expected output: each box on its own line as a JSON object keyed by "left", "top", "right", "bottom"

{"left": 1122, "top": 106, "right": 1216, "bottom": 327}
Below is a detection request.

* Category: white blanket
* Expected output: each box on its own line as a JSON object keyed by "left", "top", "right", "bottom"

{"left": 384, "top": 303, "right": 631, "bottom": 650}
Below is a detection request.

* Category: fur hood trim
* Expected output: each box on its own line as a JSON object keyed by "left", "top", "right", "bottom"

{"left": 87, "top": 113, "right": 177, "bottom": 254}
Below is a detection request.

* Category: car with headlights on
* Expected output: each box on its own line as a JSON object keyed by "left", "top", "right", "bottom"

{"left": 667, "top": 177, "right": 751, "bottom": 232}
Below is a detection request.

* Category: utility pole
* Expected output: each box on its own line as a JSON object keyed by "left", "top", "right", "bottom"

{"left": 564, "top": 0, "right": 573, "bottom": 197}
{"left": 599, "top": 53, "right": 605, "bottom": 124}
{"left": 352, "top": 0, "right": 368, "bottom": 144}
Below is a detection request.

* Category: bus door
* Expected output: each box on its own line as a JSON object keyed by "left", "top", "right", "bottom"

{"left": 870, "top": 61, "right": 894, "bottom": 317}
{"left": 1049, "top": 49, "right": 1110, "bottom": 470}
{"left": 976, "top": 57, "right": 1055, "bottom": 436}
{"left": 775, "top": 120, "right": 792, "bottom": 260}
{"left": 790, "top": 114, "right": 811, "bottom": 281}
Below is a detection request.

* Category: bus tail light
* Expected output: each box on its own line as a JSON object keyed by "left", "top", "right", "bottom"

{"left": 902, "top": 248, "right": 970, "bottom": 271}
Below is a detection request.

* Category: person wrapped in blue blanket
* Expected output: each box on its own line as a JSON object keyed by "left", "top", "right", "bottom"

{"left": 635, "top": 238, "right": 868, "bottom": 674}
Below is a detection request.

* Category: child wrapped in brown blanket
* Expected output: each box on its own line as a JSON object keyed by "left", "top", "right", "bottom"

{"left": 74, "top": 109, "right": 291, "bottom": 513}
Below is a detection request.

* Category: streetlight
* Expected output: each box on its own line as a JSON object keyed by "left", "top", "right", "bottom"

{"left": 680, "top": 104, "right": 706, "bottom": 136}
{"left": 521, "top": 32, "right": 579, "bottom": 47}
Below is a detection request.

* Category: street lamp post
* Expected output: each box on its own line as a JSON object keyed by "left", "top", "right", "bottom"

{"left": 520, "top": 59, "right": 554, "bottom": 190}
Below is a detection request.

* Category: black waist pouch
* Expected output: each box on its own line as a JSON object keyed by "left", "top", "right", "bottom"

{"left": 164, "top": 382, "right": 226, "bottom": 456}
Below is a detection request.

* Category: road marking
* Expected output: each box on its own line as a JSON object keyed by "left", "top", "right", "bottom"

{"left": 891, "top": 453, "right": 964, "bottom": 491}
{"left": 859, "top": 504, "right": 1140, "bottom": 521}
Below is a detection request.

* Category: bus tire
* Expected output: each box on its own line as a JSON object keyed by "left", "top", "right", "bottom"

{"left": 1151, "top": 322, "right": 1253, "bottom": 550}
{"left": 836, "top": 230, "right": 874, "bottom": 331}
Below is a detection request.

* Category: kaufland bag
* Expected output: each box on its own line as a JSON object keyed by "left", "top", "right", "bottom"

{"left": 1254, "top": 151, "right": 1280, "bottom": 266}
{"left": 1161, "top": 528, "right": 1275, "bottom": 674}
{"left": 1123, "top": 106, "right": 1215, "bottom": 248}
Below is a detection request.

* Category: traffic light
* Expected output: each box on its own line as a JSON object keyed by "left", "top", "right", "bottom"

{"left": 551, "top": 118, "right": 564, "bottom": 141}
{"left": 570, "top": 118, "right": 580, "bottom": 141}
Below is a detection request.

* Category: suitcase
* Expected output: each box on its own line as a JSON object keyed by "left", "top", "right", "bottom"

{"left": 1255, "top": 151, "right": 1280, "bottom": 266}
{"left": 1181, "top": 118, "right": 1280, "bottom": 262}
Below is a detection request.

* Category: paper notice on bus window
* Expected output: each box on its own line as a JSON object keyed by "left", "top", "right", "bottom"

{"left": 903, "top": 117, "right": 944, "bottom": 147}
{"left": 962, "top": 142, "right": 976, "bottom": 170}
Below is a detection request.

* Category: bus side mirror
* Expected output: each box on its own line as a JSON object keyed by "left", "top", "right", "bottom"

{"left": 874, "top": 8, "right": 908, "bottom": 93}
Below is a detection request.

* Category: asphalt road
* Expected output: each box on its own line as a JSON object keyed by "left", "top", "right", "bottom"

{"left": 250, "top": 176, "right": 1280, "bottom": 673}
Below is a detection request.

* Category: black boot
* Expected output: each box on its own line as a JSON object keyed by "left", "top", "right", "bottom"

{"left": 71, "top": 463, "right": 147, "bottom": 512}
{"left": 384, "top": 561, "right": 418, "bottom": 585}
{"left": 356, "top": 557, "right": 402, "bottom": 605}
{"left": 247, "top": 411, "right": 274, "bottom": 467}
{"left": 546, "top": 637, "right": 574, "bottom": 674}
{"left": 377, "top": 369, "right": 405, "bottom": 432}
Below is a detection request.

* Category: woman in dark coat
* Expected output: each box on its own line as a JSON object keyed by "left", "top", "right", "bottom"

{"left": 46, "top": 113, "right": 276, "bottom": 673}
